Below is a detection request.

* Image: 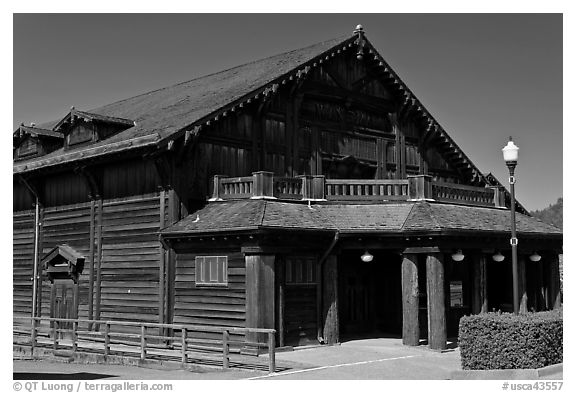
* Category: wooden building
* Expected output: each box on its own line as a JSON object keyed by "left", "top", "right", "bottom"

{"left": 13, "top": 26, "right": 562, "bottom": 351}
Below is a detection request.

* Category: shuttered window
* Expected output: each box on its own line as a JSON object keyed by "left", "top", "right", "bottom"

{"left": 195, "top": 256, "right": 228, "bottom": 287}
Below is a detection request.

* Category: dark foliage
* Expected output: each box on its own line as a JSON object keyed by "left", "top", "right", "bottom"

{"left": 459, "top": 310, "right": 563, "bottom": 370}
{"left": 531, "top": 198, "right": 562, "bottom": 229}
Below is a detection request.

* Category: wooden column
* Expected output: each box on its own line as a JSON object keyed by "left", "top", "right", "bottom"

{"left": 401, "top": 253, "right": 419, "bottom": 346}
{"left": 276, "top": 257, "right": 285, "bottom": 347}
{"left": 534, "top": 259, "right": 546, "bottom": 311}
{"left": 518, "top": 255, "right": 528, "bottom": 314}
{"left": 322, "top": 255, "right": 339, "bottom": 345}
{"left": 426, "top": 253, "right": 447, "bottom": 351}
{"left": 159, "top": 190, "right": 166, "bottom": 326}
{"left": 244, "top": 253, "right": 275, "bottom": 353}
{"left": 471, "top": 253, "right": 488, "bottom": 314}
{"left": 88, "top": 200, "right": 96, "bottom": 324}
{"left": 547, "top": 253, "right": 562, "bottom": 310}
{"left": 94, "top": 199, "right": 104, "bottom": 325}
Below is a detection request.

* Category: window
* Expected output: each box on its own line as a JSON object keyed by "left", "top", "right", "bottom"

{"left": 285, "top": 257, "right": 317, "bottom": 285}
{"left": 195, "top": 256, "right": 228, "bottom": 287}
{"left": 450, "top": 281, "right": 464, "bottom": 307}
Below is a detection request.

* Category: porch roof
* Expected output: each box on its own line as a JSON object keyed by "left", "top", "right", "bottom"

{"left": 161, "top": 200, "right": 562, "bottom": 238}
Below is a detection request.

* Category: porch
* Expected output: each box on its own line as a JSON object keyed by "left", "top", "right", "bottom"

{"left": 161, "top": 185, "right": 562, "bottom": 351}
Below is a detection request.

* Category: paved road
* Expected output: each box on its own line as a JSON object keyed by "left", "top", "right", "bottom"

{"left": 250, "top": 338, "right": 461, "bottom": 380}
{"left": 14, "top": 338, "right": 462, "bottom": 380}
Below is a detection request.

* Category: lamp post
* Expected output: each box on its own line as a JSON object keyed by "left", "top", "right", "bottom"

{"left": 502, "top": 137, "right": 519, "bottom": 314}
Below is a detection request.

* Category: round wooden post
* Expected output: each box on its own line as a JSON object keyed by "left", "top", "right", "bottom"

{"left": 426, "top": 253, "right": 447, "bottom": 351}
{"left": 181, "top": 328, "right": 188, "bottom": 365}
{"left": 401, "top": 253, "right": 419, "bottom": 346}
{"left": 140, "top": 325, "right": 147, "bottom": 361}
{"left": 31, "top": 318, "right": 37, "bottom": 356}
{"left": 104, "top": 322, "right": 110, "bottom": 356}
{"left": 222, "top": 330, "right": 230, "bottom": 369}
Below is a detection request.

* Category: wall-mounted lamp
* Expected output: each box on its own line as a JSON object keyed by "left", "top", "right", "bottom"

{"left": 529, "top": 252, "right": 542, "bottom": 262}
{"left": 361, "top": 250, "right": 373, "bottom": 263}
{"left": 492, "top": 251, "right": 505, "bottom": 262}
{"left": 451, "top": 249, "right": 465, "bottom": 262}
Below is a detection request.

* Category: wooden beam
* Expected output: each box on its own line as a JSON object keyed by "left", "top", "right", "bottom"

{"left": 301, "top": 81, "right": 396, "bottom": 113}
{"left": 519, "top": 255, "right": 528, "bottom": 314}
{"left": 471, "top": 253, "right": 488, "bottom": 314}
{"left": 276, "top": 257, "right": 285, "bottom": 347}
{"left": 426, "top": 253, "right": 447, "bottom": 351}
{"left": 546, "top": 252, "right": 562, "bottom": 310}
{"left": 152, "top": 153, "right": 172, "bottom": 190}
{"left": 75, "top": 165, "right": 101, "bottom": 200}
{"left": 88, "top": 199, "right": 96, "bottom": 326}
{"left": 159, "top": 190, "right": 166, "bottom": 326}
{"left": 244, "top": 253, "right": 275, "bottom": 353}
{"left": 401, "top": 253, "right": 420, "bottom": 346}
{"left": 322, "top": 255, "right": 339, "bottom": 344}
{"left": 93, "top": 199, "right": 104, "bottom": 326}
{"left": 18, "top": 175, "right": 44, "bottom": 206}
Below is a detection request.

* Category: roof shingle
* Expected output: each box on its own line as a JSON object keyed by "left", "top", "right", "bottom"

{"left": 162, "top": 200, "right": 562, "bottom": 238}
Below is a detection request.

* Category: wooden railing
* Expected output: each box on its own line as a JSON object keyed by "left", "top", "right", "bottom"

{"left": 431, "top": 181, "right": 495, "bottom": 207}
{"left": 209, "top": 172, "right": 505, "bottom": 208}
{"left": 274, "top": 177, "right": 303, "bottom": 200}
{"left": 218, "top": 176, "right": 254, "bottom": 199}
{"left": 14, "top": 316, "right": 276, "bottom": 373}
{"left": 326, "top": 179, "right": 409, "bottom": 201}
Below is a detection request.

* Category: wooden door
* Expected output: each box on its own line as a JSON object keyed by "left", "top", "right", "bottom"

{"left": 50, "top": 279, "right": 79, "bottom": 335}
{"left": 284, "top": 256, "right": 319, "bottom": 346}
{"left": 342, "top": 264, "right": 373, "bottom": 333}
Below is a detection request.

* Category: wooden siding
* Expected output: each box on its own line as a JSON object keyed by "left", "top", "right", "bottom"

{"left": 101, "top": 160, "right": 159, "bottom": 199}
{"left": 13, "top": 181, "right": 34, "bottom": 211}
{"left": 13, "top": 210, "right": 36, "bottom": 317}
{"left": 39, "top": 202, "right": 92, "bottom": 319}
{"left": 99, "top": 193, "right": 163, "bottom": 323}
{"left": 173, "top": 251, "right": 246, "bottom": 341}
{"left": 43, "top": 172, "right": 91, "bottom": 207}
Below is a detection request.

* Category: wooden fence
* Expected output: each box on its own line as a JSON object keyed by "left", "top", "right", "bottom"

{"left": 14, "top": 316, "right": 276, "bottom": 373}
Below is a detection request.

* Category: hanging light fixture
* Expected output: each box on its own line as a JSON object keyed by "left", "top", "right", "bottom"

{"left": 492, "top": 251, "right": 505, "bottom": 262}
{"left": 360, "top": 250, "right": 373, "bottom": 263}
{"left": 529, "top": 252, "right": 542, "bottom": 262}
{"left": 451, "top": 249, "right": 465, "bottom": 262}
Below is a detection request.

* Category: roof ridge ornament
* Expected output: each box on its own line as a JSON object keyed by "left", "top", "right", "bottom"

{"left": 353, "top": 24, "right": 366, "bottom": 60}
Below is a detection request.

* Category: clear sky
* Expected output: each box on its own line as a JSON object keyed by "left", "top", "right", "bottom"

{"left": 13, "top": 13, "right": 562, "bottom": 211}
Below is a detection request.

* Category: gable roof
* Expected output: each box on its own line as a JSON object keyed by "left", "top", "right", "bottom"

{"left": 13, "top": 125, "right": 63, "bottom": 140}
{"left": 53, "top": 108, "right": 135, "bottom": 131}
{"left": 13, "top": 28, "right": 489, "bottom": 187}
{"left": 14, "top": 35, "right": 352, "bottom": 173}
{"left": 162, "top": 200, "right": 561, "bottom": 238}
{"left": 41, "top": 244, "right": 85, "bottom": 266}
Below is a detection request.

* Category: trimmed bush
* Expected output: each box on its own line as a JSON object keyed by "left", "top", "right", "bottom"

{"left": 459, "top": 309, "right": 562, "bottom": 370}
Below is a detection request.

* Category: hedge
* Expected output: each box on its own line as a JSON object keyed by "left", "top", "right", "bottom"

{"left": 459, "top": 310, "right": 562, "bottom": 370}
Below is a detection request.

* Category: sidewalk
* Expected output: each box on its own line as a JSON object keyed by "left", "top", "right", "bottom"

{"left": 14, "top": 338, "right": 463, "bottom": 380}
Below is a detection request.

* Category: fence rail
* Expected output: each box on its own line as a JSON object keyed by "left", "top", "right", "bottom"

{"left": 325, "top": 179, "right": 409, "bottom": 201}
{"left": 14, "top": 316, "right": 276, "bottom": 373}
{"left": 431, "top": 181, "right": 495, "bottom": 207}
{"left": 209, "top": 173, "right": 505, "bottom": 208}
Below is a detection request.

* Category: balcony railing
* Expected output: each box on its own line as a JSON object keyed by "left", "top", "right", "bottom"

{"left": 209, "top": 172, "right": 506, "bottom": 208}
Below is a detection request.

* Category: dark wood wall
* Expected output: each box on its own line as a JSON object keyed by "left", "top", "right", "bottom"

{"left": 13, "top": 155, "right": 174, "bottom": 331}
{"left": 173, "top": 250, "right": 247, "bottom": 342}
{"left": 14, "top": 46, "right": 475, "bottom": 329}
{"left": 13, "top": 210, "right": 36, "bottom": 317}
{"left": 179, "top": 47, "right": 468, "bottom": 202}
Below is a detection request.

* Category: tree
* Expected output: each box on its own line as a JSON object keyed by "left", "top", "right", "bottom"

{"left": 530, "top": 197, "right": 562, "bottom": 229}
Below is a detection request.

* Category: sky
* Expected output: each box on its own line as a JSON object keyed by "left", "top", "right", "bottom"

{"left": 12, "top": 13, "right": 562, "bottom": 211}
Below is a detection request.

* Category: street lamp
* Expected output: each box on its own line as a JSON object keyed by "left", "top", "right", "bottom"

{"left": 502, "top": 136, "right": 519, "bottom": 314}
